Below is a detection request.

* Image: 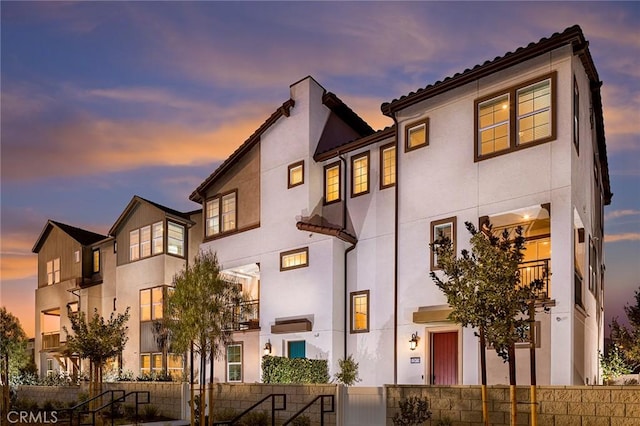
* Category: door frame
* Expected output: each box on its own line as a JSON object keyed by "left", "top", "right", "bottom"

{"left": 425, "top": 325, "right": 463, "bottom": 385}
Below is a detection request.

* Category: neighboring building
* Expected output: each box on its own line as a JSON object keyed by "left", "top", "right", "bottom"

{"left": 32, "top": 25, "right": 610, "bottom": 386}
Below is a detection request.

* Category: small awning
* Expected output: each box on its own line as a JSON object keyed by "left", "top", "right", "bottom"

{"left": 412, "top": 306, "right": 453, "bottom": 323}
{"left": 271, "top": 318, "right": 313, "bottom": 334}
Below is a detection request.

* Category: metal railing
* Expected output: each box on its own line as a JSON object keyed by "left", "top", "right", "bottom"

{"left": 60, "top": 390, "right": 150, "bottom": 426}
{"left": 283, "top": 394, "right": 335, "bottom": 426}
{"left": 518, "top": 259, "right": 551, "bottom": 299}
{"left": 214, "top": 393, "right": 286, "bottom": 426}
{"left": 61, "top": 390, "right": 124, "bottom": 426}
{"left": 227, "top": 300, "right": 260, "bottom": 331}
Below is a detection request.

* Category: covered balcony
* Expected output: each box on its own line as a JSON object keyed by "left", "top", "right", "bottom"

{"left": 222, "top": 263, "right": 261, "bottom": 332}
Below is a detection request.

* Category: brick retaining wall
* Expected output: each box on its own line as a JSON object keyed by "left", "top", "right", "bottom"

{"left": 386, "top": 385, "right": 640, "bottom": 426}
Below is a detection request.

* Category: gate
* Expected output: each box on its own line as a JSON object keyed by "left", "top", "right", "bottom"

{"left": 340, "top": 386, "right": 385, "bottom": 426}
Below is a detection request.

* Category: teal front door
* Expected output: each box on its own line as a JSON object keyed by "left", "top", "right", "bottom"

{"left": 288, "top": 340, "right": 305, "bottom": 358}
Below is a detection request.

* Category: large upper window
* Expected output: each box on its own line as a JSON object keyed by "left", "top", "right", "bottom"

{"left": 129, "top": 221, "right": 164, "bottom": 261}
{"left": 167, "top": 222, "right": 185, "bottom": 257}
{"left": 475, "top": 72, "right": 556, "bottom": 161}
{"left": 405, "top": 117, "right": 429, "bottom": 151}
{"left": 92, "top": 249, "right": 100, "bottom": 274}
{"left": 280, "top": 247, "right": 309, "bottom": 271}
{"left": 140, "top": 286, "right": 164, "bottom": 322}
{"left": 47, "top": 258, "right": 60, "bottom": 285}
{"left": 351, "top": 152, "right": 369, "bottom": 197}
{"left": 431, "top": 217, "right": 456, "bottom": 271}
{"left": 205, "top": 191, "right": 237, "bottom": 237}
{"left": 380, "top": 143, "right": 396, "bottom": 189}
{"left": 324, "top": 162, "right": 341, "bottom": 204}
{"left": 350, "top": 290, "right": 370, "bottom": 333}
{"left": 152, "top": 222, "right": 163, "bottom": 255}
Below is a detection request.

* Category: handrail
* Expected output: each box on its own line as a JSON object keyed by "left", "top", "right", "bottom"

{"left": 62, "top": 390, "right": 149, "bottom": 426}
{"left": 283, "top": 394, "right": 334, "bottom": 426}
{"left": 62, "top": 390, "right": 125, "bottom": 426}
{"left": 93, "top": 391, "right": 151, "bottom": 425}
{"left": 213, "top": 393, "right": 286, "bottom": 426}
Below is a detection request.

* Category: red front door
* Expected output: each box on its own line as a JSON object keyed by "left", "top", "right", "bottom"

{"left": 431, "top": 331, "right": 458, "bottom": 384}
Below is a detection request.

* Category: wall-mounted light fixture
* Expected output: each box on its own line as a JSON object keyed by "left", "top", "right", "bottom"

{"left": 263, "top": 340, "right": 272, "bottom": 356}
{"left": 409, "top": 332, "right": 419, "bottom": 350}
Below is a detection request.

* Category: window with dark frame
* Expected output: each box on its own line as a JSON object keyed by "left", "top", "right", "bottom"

{"left": 431, "top": 217, "right": 456, "bottom": 271}
{"left": 405, "top": 117, "right": 429, "bottom": 151}
{"left": 227, "top": 343, "right": 243, "bottom": 382}
{"left": 475, "top": 72, "right": 556, "bottom": 161}
{"left": 92, "top": 249, "right": 100, "bottom": 274}
{"left": 380, "top": 143, "right": 396, "bottom": 189}
{"left": 288, "top": 160, "right": 304, "bottom": 188}
{"left": 351, "top": 152, "right": 370, "bottom": 197}
{"left": 350, "top": 290, "right": 370, "bottom": 333}
{"left": 324, "top": 162, "right": 341, "bottom": 204}
{"left": 205, "top": 191, "right": 237, "bottom": 238}
{"left": 280, "top": 247, "right": 309, "bottom": 271}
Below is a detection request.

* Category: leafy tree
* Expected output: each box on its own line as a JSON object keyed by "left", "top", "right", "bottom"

{"left": 610, "top": 286, "right": 640, "bottom": 372}
{"left": 165, "top": 250, "right": 248, "bottom": 426}
{"left": 599, "top": 344, "right": 631, "bottom": 384}
{"left": 63, "top": 307, "right": 130, "bottom": 399}
{"left": 1, "top": 307, "right": 27, "bottom": 417}
{"left": 430, "top": 222, "right": 543, "bottom": 426}
{"left": 334, "top": 354, "right": 361, "bottom": 386}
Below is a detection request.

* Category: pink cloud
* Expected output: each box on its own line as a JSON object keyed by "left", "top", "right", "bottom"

{"left": 605, "top": 233, "right": 640, "bottom": 243}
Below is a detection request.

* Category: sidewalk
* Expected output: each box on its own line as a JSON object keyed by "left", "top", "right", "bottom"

{"left": 121, "top": 421, "right": 189, "bottom": 426}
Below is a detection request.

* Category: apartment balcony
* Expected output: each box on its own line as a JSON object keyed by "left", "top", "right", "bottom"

{"left": 228, "top": 300, "right": 260, "bottom": 331}
{"left": 519, "top": 259, "right": 551, "bottom": 300}
{"left": 41, "top": 331, "right": 62, "bottom": 351}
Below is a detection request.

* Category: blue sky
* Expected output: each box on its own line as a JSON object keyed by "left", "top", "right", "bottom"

{"left": 1, "top": 1, "right": 638, "bottom": 337}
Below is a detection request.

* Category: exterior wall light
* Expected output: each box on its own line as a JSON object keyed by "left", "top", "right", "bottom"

{"left": 263, "top": 340, "right": 272, "bottom": 356}
{"left": 409, "top": 332, "right": 419, "bottom": 350}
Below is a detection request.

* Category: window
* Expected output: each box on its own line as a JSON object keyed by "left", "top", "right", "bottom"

{"left": 74, "top": 250, "right": 80, "bottom": 263}
{"left": 288, "top": 341, "right": 305, "bottom": 359}
{"left": 152, "top": 222, "right": 163, "bottom": 255}
{"left": 140, "top": 287, "right": 164, "bottom": 322}
{"left": 227, "top": 343, "right": 242, "bottom": 382}
{"left": 431, "top": 217, "right": 456, "bottom": 271}
{"left": 140, "top": 353, "right": 163, "bottom": 375}
{"left": 167, "top": 222, "right": 185, "bottom": 256}
{"left": 589, "top": 237, "right": 597, "bottom": 294}
{"left": 92, "top": 249, "right": 100, "bottom": 273}
{"left": 351, "top": 152, "right": 369, "bottom": 197}
{"left": 280, "top": 247, "right": 309, "bottom": 271}
{"left": 405, "top": 117, "right": 429, "bottom": 151}
{"left": 140, "top": 225, "right": 151, "bottom": 258}
{"left": 129, "top": 229, "right": 140, "bottom": 261}
{"left": 167, "top": 354, "right": 183, "bottom": 380}
{"left": 573, "top": 77, "right": 579, "bottom": 153}
{"left": 475, "top": 72, "right": 556, "bottom": 161}
{"left": 46, "top": 359, "right": 54, "bottom": 376}
{"left": 288, "top": 161, "right": 304, "bottom": 188}
{"left": 140, "top": 354, "right": 150, "bottom": 375}
{"left": 205, "top": 191, "right": 237, "bottom": 237}
{"left": 47, "top": 258, "right": 60, "bottom": 285}
{"left": 324, "top": 162, "right": 341, "bottom": 204}
{"left": 350, "top": 290, "right": 370, "bottom": 333}
{"left": 380, "top": 143, "right": 396, "bottom": 189}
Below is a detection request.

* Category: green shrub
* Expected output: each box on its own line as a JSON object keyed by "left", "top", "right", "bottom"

{"left": 42, "top": 400, "right": 65, "bottom": 411}
{"left": 334, "top": 355, "right": 361, "bottom": 386}
{"left": 261, "top": 355, "right": 329, "bottom": 384}
{"left": 237, "top": 410, "right": 269, "bottom": 426}
{"left": 13, "top": 398, "right": 39, "bottom": 411}
{"left": 141, "top": 404, "right": 159, "bottom": 420}
{"left": 435, "top": 417, "right": 453, "bottom": 426}
{"left": 291, "top": 414, "right": 311, "bottom": 426}
{"left": 392, "top": 396, "right": 431, "bottom": 426}
{"left": 213, "top": 407, "right": 238, "bottom": 421}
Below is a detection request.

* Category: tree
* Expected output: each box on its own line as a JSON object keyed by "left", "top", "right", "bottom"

{"left": 165, "top": 250, "right": 248, "bottom": 426}
{"left": 1, "top": 307, "right": 27, "bottom": 418}
{"left": 610, "top": 286, "right": 640, "bottom": 372}
{"left": 599, "top": 343, "right": 631, "bottom": 384}
{"left": 63, "top": 307, "right": 130, "bottom": 400}
{"left": 431, "top": 222, "right": 542, "bottom": 426}
{"left": 334, "top": 355, "right": 361, "bottom": 386}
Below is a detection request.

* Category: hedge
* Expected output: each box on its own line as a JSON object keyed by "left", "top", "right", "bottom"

{"left": 261, "top": 356, "right": 329, "bottom": 384}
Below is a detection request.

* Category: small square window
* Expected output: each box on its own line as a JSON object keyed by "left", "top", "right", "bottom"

{"left": 288, "top": 161, "right": 304, "bottom": 188}
{"left": 431, "top": 217, "right": 456, "bottom": 271}
{"left": 280, "top": 247, "right": 309, "bottom": 271}
{"left": 405, "top": 118, "right": 429, "bottom": 151}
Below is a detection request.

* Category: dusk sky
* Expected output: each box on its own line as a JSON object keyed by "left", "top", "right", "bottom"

{"left": 1, "top": 1, "right": 638, "bottom": 338}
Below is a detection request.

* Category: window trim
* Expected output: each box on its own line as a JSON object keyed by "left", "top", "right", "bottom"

{"left": 204, "top": 189, "right": 238, "bottom": 239}
{"left": 92, "top": 249, "right": 100, "bottom": 274}
{"left": 287, "top": 340, "right": 306, "bottom": 359}
{"left": 167, "top": 221, "right": 186, "bottom": 258}
{"left": 350, "top": 290, "right": 370, "bottom": 334}
{"left": 140, "top": 286, "right": 166, "bottom": 322}
{"left": 287, "top": 160, "right": 305, "bottom": 189}
{"left": 351, "top": 151, "right": 370, "bottom": 198}
{"left": 430, "top": 217, "right": 457, "bottom": 271}
{"left": 379, "top": 142, "right": 396, "bottom": 189}
{"left": 405, "top": 117, "right": 429, "bottom": 152}
{"left": 280, "top": 247, "right": 309, "bottom": 271}
{"left": 323, "top": 161, "right": 341, "bottom": 205}
{"left": 47, "top": 257, "right": 61, "bottom": 285}
{"left": 226, "top": 342, "right": 243, "bottom": 383}
{"left": 474, "top": 72, "right": 557, "bottom": 162}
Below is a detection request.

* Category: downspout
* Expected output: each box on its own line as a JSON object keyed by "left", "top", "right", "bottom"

{"left": 390, "top": 113, "right": 400, "bottom": 385}
{"left": 339, "top": 154, "right": 355, "bottom": 360}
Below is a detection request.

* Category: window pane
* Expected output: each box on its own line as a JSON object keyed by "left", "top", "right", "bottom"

{"left": 478, "top": 95, "right": 510, "bottom": 156}
{"left": 168, "top": 222, "right": 184, "bottom": 256}
{"left": 433, "top": 222, "right": 453, "bottom": 268}
{"left": 227, "top": 345, "right": 241, "bottom": 363}
{"left": 281, "top": 249, "right": 308, "bottom": 270}
{"left": 517, "top": 79, "right": 551, "bottom": 145}
{"left": 382, "top": 146, "right": 396, "bottom": 187}
{"left": 92, "top": 250, "right": 100, "bottom": 273}
{"left": 228, "top": 365, "right": 241, "bottom": 382}
{"left": 352, "top": 293, "right": 368, "bottom": 331}
{"left": 140, "top": 226, "right": 151, "bottom": 258}
{"left": 152, "top": 222, "right": 163, "bottom": 254}
{"left": 152, "top": 287, "right": 163, "bottom": 320}
{"left": 408, "top": 123, "right": 426, "bottom": 148}
{"left": 140, "top": 354, "right": 150, "bottom": 374}
{"left": 289, "top": 163, "right": 303, "bottom": 187}
{"left": 352, "top": 155, "right": 368, "bottom": 195}
{"left": 130, "top": 229, "right": 140, "bottom": 261}
{"left": 325, "top": 165, "right": 340, "bottom": 202}
{"left": 221, "top": 193, "right": 236, "bottom": 232}
{"left": 206, "top": 199, "right": 220, "bottom": 236}
{"left": 152, "top": 353, "right": 163, "bottom": 370}
{"left": 140, "top": 289, "right": 151, "bottom": 321}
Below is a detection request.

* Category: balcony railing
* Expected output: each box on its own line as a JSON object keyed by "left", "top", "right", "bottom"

{"left": 518, "top": 259, "right": 550, "bottom": 300}
{"left": 41, "top": 332, "right": 61, "bottom": 350}
{"left": 227, "top": 300, "right": 260, "bottom": 331}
